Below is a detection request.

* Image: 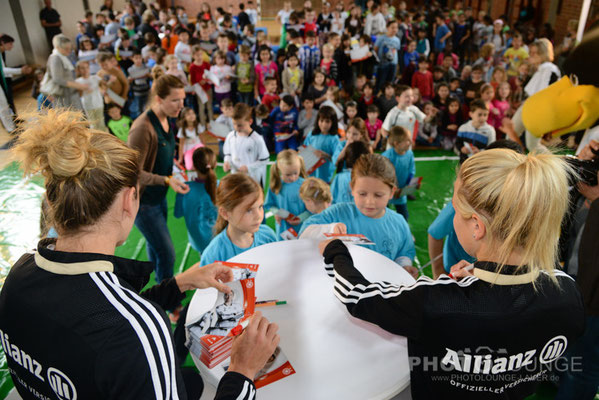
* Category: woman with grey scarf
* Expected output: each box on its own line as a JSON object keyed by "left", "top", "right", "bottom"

{"left": 46, "top": 34, "right": 88, "bottom": 109}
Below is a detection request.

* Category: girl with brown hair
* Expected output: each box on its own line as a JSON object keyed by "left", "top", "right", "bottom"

{"left": 300, "top": 153, "right": 418, "bottom": 278}
{"left": 200, "top": 173, "right": 277, "bottom": 266}
{"left": 174, "top": 147, "right": 218, "bottom": 253}
{"left": 265, "top": 149, "right": 309, "bottom": 239}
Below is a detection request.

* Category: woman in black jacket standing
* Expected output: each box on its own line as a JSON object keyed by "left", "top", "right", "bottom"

{"left": 0, "top": 109, "right": 279, "bottom": 400}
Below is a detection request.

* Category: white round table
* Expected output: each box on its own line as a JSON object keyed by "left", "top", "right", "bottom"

{"left": 188, "top": 240, "right": 415, "bottom": 400}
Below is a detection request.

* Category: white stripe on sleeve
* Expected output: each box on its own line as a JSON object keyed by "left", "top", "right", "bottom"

{"left": 101, "top": 272, "right": 180, "bottom": 400}
{"left": 90, "top": 272, "right": 164, "bottom": 400}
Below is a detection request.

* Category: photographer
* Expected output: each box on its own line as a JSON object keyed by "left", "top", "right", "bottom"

{"left": 557, "top": 140, "right": 599, "bottom": 399}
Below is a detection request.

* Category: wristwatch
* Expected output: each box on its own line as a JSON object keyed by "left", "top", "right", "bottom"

{"left": 164, "top": 176, "right": 171, "bottom": 187}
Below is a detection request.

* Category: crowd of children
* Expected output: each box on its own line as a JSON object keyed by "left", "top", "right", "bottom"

{"left": 37, "top": 0, "right": 571, "bottom": 278}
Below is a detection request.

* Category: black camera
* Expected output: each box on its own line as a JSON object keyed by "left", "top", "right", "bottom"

{"left": 564, "top": 154, "right": 599, "bottom": 186}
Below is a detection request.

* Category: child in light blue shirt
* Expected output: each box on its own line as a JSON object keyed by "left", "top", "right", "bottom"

{"left": 428, "top": 201, "right": 476, "bottom": 276}
{"left": 264, "top": 150, "right": 309, "bottom": 239}
{"left": 303, "top": 106, "right": 341, "bottom": 183}
{"left": 299, "top": 177, "right": 333, "bottom": 218}
{"left": 331, "top": 117, "right": 372, "bottom": 168}
{"left": 174, "top": 148, "right": 218, "bottom": 253}
{"left": 200, "top": 173, "right": 277, "bottom": 266}
{"left": 382, "top": 126, "right": 416, "bottom": 221}
{"left": 201, "top": 225, "right": 277, "bottom": 266}
{"left": 331, "top": 141, "right": 371, "bottom": 204}
{"left": 300, "top": 154, "right": 417, "bottom": 278}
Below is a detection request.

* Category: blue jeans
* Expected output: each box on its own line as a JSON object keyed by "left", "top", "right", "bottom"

{"left": 237, "top": 91, "right": 254, "bottom": 106}
{"left": 394, "top": 203, "right": 409, "bottom": 221}
{"left": 275, "top": 134, "right": 298, "bottom": 153}
{"left": 375, "top": 63, "right": 397, "bottom": 94}
{"left": 129, "top": 94, "right": 148, "bottom": 120}
{"left": 134, "top": 198, "right": 175, "bottom": 283}
{"left": 556, "top": 315, "right": 599, "bottom": 400}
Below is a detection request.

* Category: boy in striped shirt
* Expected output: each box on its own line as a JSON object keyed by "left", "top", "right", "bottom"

{"left": 455, "top": 99, "right": 496, "bottom": 163}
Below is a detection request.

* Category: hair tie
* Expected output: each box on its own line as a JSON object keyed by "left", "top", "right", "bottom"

{"left": 313, "top": 189, "right": 320, "bottom": 198}
{"left": 205, "top": 165, "right": 211, "bottom": 169}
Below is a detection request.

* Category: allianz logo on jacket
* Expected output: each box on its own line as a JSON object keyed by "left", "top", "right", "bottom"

{"left": 1, "top": 328, "right": 77, "bottom": 400}
{"left": 441, "top": 335, "right": 568, "bottom": 375}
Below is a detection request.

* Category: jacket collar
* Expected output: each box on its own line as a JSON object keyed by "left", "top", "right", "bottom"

{"left": 35, "top": 238, "right": 154, "bottom": 292}
{"left": 473, "top": 261, "right": 539, "bottom": 285}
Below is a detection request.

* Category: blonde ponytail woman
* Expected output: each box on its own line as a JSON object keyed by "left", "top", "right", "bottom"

{"left": 320, "top": 148, "right": 584, "bottom": 399}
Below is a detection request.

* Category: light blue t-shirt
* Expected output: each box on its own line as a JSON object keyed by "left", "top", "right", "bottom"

{"left": 331, "top": 169, "right": 353, "bottom": 204}
{"left": 427, "top": 201, "right": 476, "bottom": 273}
{"left": 299, "top": 202, "right": 415, "bottom": 262}
{"left": 374, "top": 34, "right": 401, "bottom": 65}
{"left": 264, "top": 178, "right": 307, "bottom": 239}
{"left": 303, "top": 131, "right": 340, "bottom": 183}
{"left": 200, "top": 225, "right": 277, "bottom": 266}
{"left": 174, "top": 180, "right": 218, "bottom": 253}
{"left": 382, "top": 148, "right": 415, "bottom": 205}
{"left": 332, "top": 139, "right": 346, "bottom": 166}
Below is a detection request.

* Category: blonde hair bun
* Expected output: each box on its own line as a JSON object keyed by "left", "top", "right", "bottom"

{"left": 13, "top": 108, "right": 140, "bottom": 233}
{"left": 15, "top": 109, "right": 96, "bottom": 180}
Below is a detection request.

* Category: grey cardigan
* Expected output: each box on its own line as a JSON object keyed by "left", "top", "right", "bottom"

{"left": 47, "top": 53, "right": 82, "bottom": 109}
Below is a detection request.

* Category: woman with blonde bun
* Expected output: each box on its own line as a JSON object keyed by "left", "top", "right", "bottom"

{"left": 320, "top": 148, "right": 584, "bottom": 399}
{"left": 0, "top": 109, "right": 279, "bottom": 400}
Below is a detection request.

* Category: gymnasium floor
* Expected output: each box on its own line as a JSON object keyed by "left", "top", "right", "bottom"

{"left": 0, "top": 88, "right": 560, "bottom": 399}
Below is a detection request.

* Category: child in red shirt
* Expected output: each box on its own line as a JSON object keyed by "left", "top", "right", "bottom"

{"left": 261, "top": 76, "right": 280, "bottom": 111}
{"left": 411, "top": 57, "right": 434, "bottom": 101}
{"left": 189, "top": 45, "right": 212, "bottom": 126}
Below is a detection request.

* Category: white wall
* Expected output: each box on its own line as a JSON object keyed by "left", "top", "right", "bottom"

{"left": 0, "top": 2, "right": 26, "bottom": 68}
{"left": 52, "top": 0, "right": 86, "bottom": 43}
{"left": 21, "top": 1, "right": 52, "bottom": 65}
{"left": 0, "top": 0, "right": 135, "bottom": 70}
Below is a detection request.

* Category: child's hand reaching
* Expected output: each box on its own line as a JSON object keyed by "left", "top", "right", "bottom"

{"left": 332, "top": 223, "right": 347, "bottom": 234}
{"left": 404, "top": 266, "right": 419, "bottom": 279}
{"left": 223, "top": 161, "right": 231, "bottom": 172}
{"left": 315, "top": 150, "right": 331, "bottom": 160}
{"left": 318, "top": 238, "right": 338, "bottom": 255}
{"left": 275, "top": 215, "right": 282, "bottom": 224}
{"left": 239, "top": 165, "right": 249, "bottom": 173}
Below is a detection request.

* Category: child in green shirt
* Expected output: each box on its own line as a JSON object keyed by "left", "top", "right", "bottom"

{"left": 235, "top": 45, "right": 255, "bottom": 106}
{"left": 107, "top": 103, "right": 133, "bottom": 142}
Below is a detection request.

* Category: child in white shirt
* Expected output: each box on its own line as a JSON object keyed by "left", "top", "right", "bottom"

{"left": 223, "top": 103, "right": 270, "bottom": 186}
{"left": 75, "top": 60, "right": 107, "bottom": 132}
{"left": 382, "top": 85, "right": 425, "bottom": 142}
